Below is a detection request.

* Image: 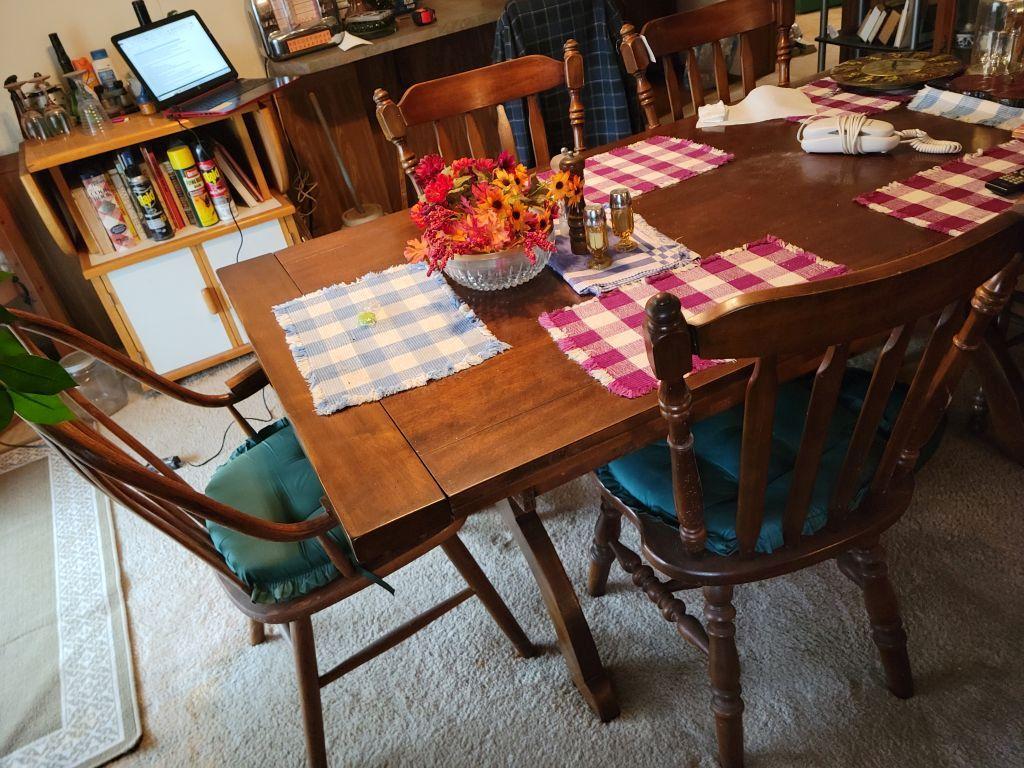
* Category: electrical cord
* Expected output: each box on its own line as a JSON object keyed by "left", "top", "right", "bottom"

{"left": 184, "top": 388, "right": 276, "bottom": 468}
{"left": 174, "top": 116, "right": 247, "bottom": 263}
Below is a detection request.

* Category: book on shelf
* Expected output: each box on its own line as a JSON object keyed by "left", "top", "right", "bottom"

{"left": 893, "top": 1, "right": 911, "bottom": 48}
{"left": 142, "top": 147, "right": 184, "bottom": 231}
{"left": 71, "top": 187, "right": 114, "bottom": 255}
{"left": 106, "top": 170, "right": 144, "bottom": 241}
{"left": 161, "top": 161, "right": 201, "bottom": 228}
{"left": 878, "top": 8, "right": 901, "bottom": 45}
{"left": 858, "top": 6, "right": 884, "bottom": 42}
{"left": 213, "top": 142, "right": 264, "bottom": 207}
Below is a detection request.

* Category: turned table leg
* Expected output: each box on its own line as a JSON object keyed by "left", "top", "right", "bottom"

{"left": 500, "top": 491, "right": 620, "bottom": 722}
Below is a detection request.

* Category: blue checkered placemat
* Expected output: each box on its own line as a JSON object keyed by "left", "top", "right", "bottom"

{"left": 273, "top": 263, "right": 509, "bottom": 415}
{"left": 548, "top": 213, "right": 699, "bottom": 295}
{"left": 908, "top": 85, "right": 1024, "bottom": 131}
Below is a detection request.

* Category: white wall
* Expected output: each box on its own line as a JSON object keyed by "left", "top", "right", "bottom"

{"left": 0, "top": 0, "right": 265, "bottom": 156}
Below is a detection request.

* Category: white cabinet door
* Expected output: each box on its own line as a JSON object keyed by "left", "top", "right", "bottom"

{"left": 106, "top": 248, "right": 233, "bottom": 374}
{"left": 204, "top": 219, "right": 289, "bottom": 344}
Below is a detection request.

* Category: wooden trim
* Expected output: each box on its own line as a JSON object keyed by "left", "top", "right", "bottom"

{"left": 163, "top": 346, "right": 252, "bottom": 382}
{"left": 92, "top": 274, "right": 148, "bottom": 366}
{"left": 253, "top": 103, "right": 290, "bottom": 193}
{"left": 80, "top": 196, "right": 295, "bottom": 279}
{"left": 231, "top": 113, "right": 272, "bottom": 202}
{"left": 282, "top": 214, "right": 302, "bottom": 246}
{"left": 49, "top": 166, "right": 99, "bottom": 254}
{"left": 18, "top": 152, "right": 76, "bottom": 256}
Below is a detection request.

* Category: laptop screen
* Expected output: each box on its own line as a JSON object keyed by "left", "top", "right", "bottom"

{"left": 116, "top": 14, "right": 233, "bottom": 104}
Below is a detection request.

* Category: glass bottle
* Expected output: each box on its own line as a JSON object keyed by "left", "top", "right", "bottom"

{"left": 971, "top": 0, "right": 1024, "bottom": 75}
{"left": 584, "top": 204, "right": 611, "bottom": 270}
{"left": 608, "top": 188, "right": 637, "bottom": 251}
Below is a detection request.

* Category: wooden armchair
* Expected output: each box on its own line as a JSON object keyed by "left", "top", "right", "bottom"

{"left": 619, "top": 0, "right": 796, "bottom": 130}
{"left": 586, "top": 217, "right": 1023, "bottom": 767}
{"left": 4, "top": 309, "right": 537, "bottom": 768}
{"left": 374, "top": 40, "right": 585, "bottom": 202}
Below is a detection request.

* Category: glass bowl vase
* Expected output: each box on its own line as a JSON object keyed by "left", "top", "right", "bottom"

{"left": 443, "top": 246, "right": 550, "bottom": 291}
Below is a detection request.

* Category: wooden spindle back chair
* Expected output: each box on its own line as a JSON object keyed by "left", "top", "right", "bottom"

{"left": 374, "top": 40, "right": 585, "bottom": 203}
{"left": 3, "top": 308, "right": 537, "bottom": 768}
{"left": 587, "top": 216, "right": 1023, "bottom": 768}
{"left": 619, "top": 0, "right": 796, "bottom": 130}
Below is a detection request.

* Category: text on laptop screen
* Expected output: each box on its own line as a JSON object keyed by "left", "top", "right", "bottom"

{"left": 118, "top": 15, "right": 232, "bottom": 103}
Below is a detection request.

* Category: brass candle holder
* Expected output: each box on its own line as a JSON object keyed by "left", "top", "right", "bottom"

{"left": 608, "top": 188, "right": 637, "bottom": 251}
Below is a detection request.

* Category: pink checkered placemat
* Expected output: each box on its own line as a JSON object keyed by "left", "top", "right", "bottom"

{"left": 539, "top": 236, "right": 848, "bottom": 398}
{"left": 544, "top": 136, "right": 733, "bottom": 206}
{"left": 788, "top": 78, "right": 915, "bottom": 122}
{"left": 854, "top": 139, "right": 1024, "bottom": 236}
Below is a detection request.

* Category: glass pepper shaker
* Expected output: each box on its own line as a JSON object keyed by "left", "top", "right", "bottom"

{"left": 584, "top": 204, "right": 612, "bottom": 270}
{"left": 608, "top": 188, "right": 637, "bottom": 251}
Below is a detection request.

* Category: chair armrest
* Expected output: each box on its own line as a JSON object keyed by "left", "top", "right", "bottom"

{"left": 225, "top": 361, "right": 270, "bottom": 402}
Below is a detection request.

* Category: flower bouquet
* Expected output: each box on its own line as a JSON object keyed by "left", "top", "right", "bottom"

{"left": 404, "top": 151, "right": 583, "bottom": 290}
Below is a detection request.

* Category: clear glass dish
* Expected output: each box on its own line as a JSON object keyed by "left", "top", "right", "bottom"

{"left": 443, "top": 247, "right": 550, "bottom": 291}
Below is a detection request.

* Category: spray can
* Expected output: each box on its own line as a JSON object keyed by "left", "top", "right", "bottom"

{"left": 166, "top": 143, "right": 219, "bottom": 227}
{"left": 125, "top": 164, "right": 173, "bottom": 241}
{"left": 194, "top": 142, "right": 236, "bottom": 222}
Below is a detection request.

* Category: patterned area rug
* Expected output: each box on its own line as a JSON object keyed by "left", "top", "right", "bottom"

{"left": 0, "top": 448, "right": 140, "bottom": 767}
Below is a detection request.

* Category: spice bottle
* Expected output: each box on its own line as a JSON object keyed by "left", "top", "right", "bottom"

{"left": 608, "top": 188, "right": 637, "bottom": 251}
{"left": 584, "top": 204, "right": 611, "bottom": 270}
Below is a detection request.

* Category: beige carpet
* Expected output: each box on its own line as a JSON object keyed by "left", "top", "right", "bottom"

{"left": 92, "top": 352, "right": 1024, "bottom": 768}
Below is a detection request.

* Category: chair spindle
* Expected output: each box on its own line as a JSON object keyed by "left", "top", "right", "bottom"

{"left": 736, "top": 355, "right": 779, "bottom": 556}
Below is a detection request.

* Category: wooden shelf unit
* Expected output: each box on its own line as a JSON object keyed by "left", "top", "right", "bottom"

{"left": 19, "top": 103, "right": 300, "bottom": 380}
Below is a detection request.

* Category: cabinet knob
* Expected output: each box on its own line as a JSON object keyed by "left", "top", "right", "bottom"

{"left": 201, "top": 287, "right": 222, "bottom": 315}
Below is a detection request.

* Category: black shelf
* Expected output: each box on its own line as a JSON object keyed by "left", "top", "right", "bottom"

{"left": 814, "top": 33, "right": 933, "bottom": 54}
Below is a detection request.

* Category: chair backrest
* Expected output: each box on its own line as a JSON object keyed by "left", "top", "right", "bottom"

{"left": 374, "top": 40, "right": 586, "bottom": 200}
{"left": 2, "top": 310, "right": 356, "bottom": 587}
{"left": 643, "top": 215, "right": 1023, "bottom": 558}
{"left": 620, "top": 0, "right": 796, "bottom": 130}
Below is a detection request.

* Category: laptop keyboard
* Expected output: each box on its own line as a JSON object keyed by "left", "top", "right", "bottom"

{"left": 178, "top": 80, "right": 264, "bottom": 112}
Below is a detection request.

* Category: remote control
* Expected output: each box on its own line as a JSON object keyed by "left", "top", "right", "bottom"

{"left": 985, "top": 170, "right": 1024, "bottom": 196}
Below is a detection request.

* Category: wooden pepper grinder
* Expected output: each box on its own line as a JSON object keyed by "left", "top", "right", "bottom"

{"left": 559, "top": 149, "right": 588, "bottom": 255}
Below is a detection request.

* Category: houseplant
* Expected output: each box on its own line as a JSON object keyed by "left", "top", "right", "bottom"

{"left": 0, "top": 271, "right": 76, "bottom": 429}
{"left": 403, "top": 152, "right": 582, "bottom": 290}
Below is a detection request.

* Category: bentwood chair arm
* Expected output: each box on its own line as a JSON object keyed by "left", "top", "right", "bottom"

{"left": 6, "top": 307, "right": 266, "bottom": 410}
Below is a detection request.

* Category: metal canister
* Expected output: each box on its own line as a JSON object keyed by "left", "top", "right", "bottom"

{"left": 125, "top": 164, "right": 174, "bottom": 241}
{"left": 166, "top": 143, "right": 219, "bottom": 227}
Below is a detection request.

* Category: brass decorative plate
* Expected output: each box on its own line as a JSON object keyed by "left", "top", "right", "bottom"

{"left": 829, "top": 52, "right": 964, "bottom": 91}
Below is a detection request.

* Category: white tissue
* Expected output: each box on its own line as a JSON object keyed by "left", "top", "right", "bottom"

{"left": 695, "top": 85, "right": 816, "bottom": 129}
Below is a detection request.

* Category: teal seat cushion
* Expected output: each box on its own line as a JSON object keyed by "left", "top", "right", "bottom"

{"left": 597, "top": 368, "right": 938, "bottom": 556}
{"left": 204, "top": 418, "right": 353, "bottom": 604}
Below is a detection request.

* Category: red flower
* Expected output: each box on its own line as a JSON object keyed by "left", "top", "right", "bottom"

{"left": 473, "top": 157, "right": 497, "bottom": 174}
{"left": 424, "top": 173, "right": 454, "bottom": 204}
{"left": 496, "top": 150, "right": 516, "bottom": 172}
{"left": 414, "top": 154, "right": 446, "bottom": 186}
{"left": 451, "top": 157, "right": 474, "bottom": 176}
{"left": 410, "top": 201, "right": 430, "bottom": 229}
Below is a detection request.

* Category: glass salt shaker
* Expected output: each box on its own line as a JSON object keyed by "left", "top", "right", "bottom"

{"left": 608, "top": 188, "right": 637, "bottom": 251}
{"left": 584, "top": 204, "right": 612, "bottom": 270}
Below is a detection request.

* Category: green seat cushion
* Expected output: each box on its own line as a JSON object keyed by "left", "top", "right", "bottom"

{"left": 204, "top": 418, "right": 353, "bottom": 604}
{"left": 597, "top": 368, "right": 939, "bottom": 556}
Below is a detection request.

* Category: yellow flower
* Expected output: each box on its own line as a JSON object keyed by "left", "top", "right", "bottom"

{"left": 493, "top": 169, "right": 519, "bottom": 194}
{"left": 513, "top": 164, "right": 530, "bottom": 188}
{"left": 548, "top": 171, "right": 572, "bottom": 202}
{"left": 564, "top": 175, "right": 584, "bottom": 207}
{"left": 480, "top": 186, "right": 509, "bottom": 217}
{"left": 507, "top": 200, "right": 528, "bottom": 232}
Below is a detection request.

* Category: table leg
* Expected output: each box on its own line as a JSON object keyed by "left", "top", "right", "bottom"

{"left": 972, "top": 328, "right": 1024, "bottom": 466}
{"left": 501, "top": 491, "right": 620, "bottom": 722}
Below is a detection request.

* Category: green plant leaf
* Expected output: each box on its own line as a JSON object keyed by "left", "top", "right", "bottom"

{"left": 0, "top": 355, "right": 76, "bottom": 395}
{"left": 0, "top": 328, "right": 26, "bottom": 358}
{"left": 0, "top": 388, "right": 12, "bottom": 431}
{"left": 0, "top": 270, "right": 11, "bottom": 283}
{"left": 10, "top": 391, "right": 75, "bottom": 424}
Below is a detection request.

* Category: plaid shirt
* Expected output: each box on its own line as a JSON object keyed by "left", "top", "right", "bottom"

{"left": 492, "top": 0, "right": 637, "bottom": 167}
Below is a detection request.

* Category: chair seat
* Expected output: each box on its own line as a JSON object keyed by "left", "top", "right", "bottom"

{"left": 205, "top": 418, "right": 351, "bottom": 604}
{"left": 597, "top": 368, "right": 937, "bottom": 556}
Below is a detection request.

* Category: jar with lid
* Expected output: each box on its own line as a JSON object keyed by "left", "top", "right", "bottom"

{"left": 60, "top": 351, "right": 129, "bottom": 415}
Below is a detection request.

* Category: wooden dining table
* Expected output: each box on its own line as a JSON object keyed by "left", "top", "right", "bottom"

{"left": 219, "top": 95, "right": 1024, "bottom": 723}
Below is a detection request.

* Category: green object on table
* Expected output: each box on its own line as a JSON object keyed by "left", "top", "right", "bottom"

{"left": 596, "top": 368, "right": 943, "bottom": 556}
{"left": 357, "top": 310, "right": 377, "bottom": 326}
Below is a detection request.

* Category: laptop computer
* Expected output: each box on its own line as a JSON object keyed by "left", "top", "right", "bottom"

{"left": 112, "top": 11, "right": 296, "bottom": 118}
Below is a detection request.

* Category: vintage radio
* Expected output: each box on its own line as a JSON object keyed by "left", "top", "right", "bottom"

{"left": 248, "top": 0, "right": 343, "bottom": 61}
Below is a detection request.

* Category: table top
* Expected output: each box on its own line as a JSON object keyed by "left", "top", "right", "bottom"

{"left": 219, "top": 102, "right": 1017, "bottom": 563}
{"left": 267, "top": 0, "right": 506, "bottom": 78}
